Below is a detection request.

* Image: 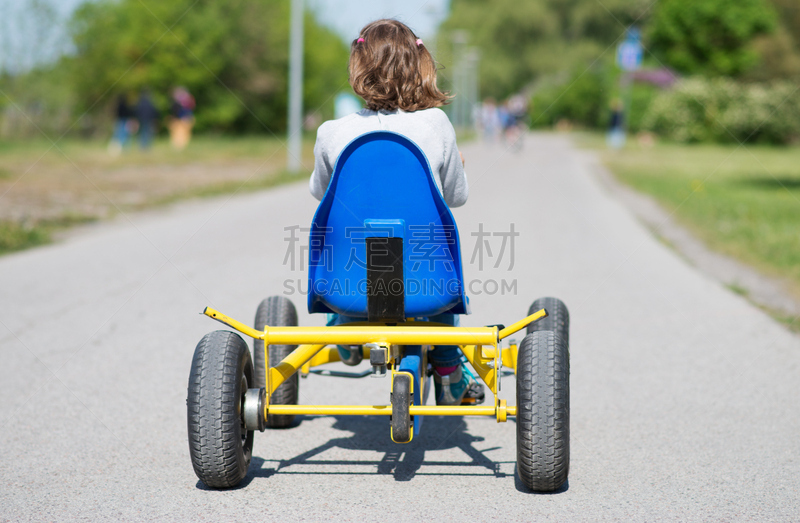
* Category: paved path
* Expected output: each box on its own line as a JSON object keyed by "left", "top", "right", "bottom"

{"left": 1, "top": 134, "right": 798, "bottom": 521}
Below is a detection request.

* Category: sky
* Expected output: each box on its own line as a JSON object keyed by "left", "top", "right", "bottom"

{"left": 0, "top": 0, "right": 81, "bottom": 72}
{"left": 0, "top": 0, "right": 451, "bottom": 72}
{"left": 307, "top": 0, "right": 450, "bottom": 40}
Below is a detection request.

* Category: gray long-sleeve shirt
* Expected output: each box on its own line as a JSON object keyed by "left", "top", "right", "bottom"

{"left": 309, "top": 107, "right": 469, "bottom": 207}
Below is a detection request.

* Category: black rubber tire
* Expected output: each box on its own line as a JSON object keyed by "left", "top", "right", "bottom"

{"left": 516, "top": 330, "right": 570, "bottom": 492}
{"left": 391, "top": 373, "right": 412, "bottom": 443}
{"left": 527, "top": 297, "right": 570, "bottom": 347}
{"left": 254, "top": 296, "right": 299, "bottom": 428}
{"left": 187, "top": 330, "right": 254, "bottom": 489}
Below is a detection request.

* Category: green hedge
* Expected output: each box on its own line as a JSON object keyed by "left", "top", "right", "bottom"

{"left": 642, "top": 78, "right": 800, "bottom": 144}
{"left": 628, "top": 84, "right": 660, "bottom": 133}
{"left": 530, "top": 68, "right": 615, "bottom": 129}
{"left": 529, "top": 68, "right": 659, "bottom": 133}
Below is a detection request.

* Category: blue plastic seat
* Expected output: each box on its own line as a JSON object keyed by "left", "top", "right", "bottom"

{"left": 307, "top": 131, "right": 469, "bottom": 318}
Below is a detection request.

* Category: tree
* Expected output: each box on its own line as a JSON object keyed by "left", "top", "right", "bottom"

{"left": 745, "top": 0, "right": 800, "bottom": 81}
{"left": 440, "top": 0, "right": 561, "bottom": 98}
{"left": 648, "top": 0, "right": 777, "bottom": 77}
{"left": 770, "top": 0, "right": 800, "bottom": 45}
{"left": 440, "top": 0, "right": 653, "bottom": 99}
{"left": 67, "top": 0, "right": 348, "bottom": 133}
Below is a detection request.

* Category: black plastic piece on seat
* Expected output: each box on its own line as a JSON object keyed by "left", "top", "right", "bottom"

{"left": 366, "top": 237, "right": 404, "bottom": 323}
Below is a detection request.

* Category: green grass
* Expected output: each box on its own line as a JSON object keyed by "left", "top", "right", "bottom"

{"left": 769, "top": 310, "right": 800, "bottom": 334}
{"left": 0, "top": 135, "right": 310, "bottom": 167}
{"left": 726, "top": 283, "right": 749, "bottom": 297}
{"left": 0, "top": 214, "right": 97, "bottom": 255}
{"left": 0, "top": 221, "right": 50, "bottom": 254}
{"left": 0, "top": 135, "right": 314, "bottom": 254}
{"left": 580, "top": 134, "right": 800, "bottom": 298}
{"left": 151, "top": 168, "right": 307, "bottom": 206}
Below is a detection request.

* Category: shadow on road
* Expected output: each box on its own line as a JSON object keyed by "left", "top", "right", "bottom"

{"left": 194, "top": 415, "right": 569, "bottom": 494}
{"left": 246, "top": 415, "right": 513, "bottom": 483}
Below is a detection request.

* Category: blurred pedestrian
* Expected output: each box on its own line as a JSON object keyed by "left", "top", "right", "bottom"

{"left": 607, "top": 98, "right": 625, "bottom": 149}
{"left": 502, "top": 94, "right": 528, "bottom": 150}
{"left": 168, "top": 87, "right": 195, "bottom": 150}
{"left": 498, "top": 102, "right": 511, "bottom": 133}
{"left": 136, "top": 89, "right": 159, "bottom": 150}
{"left": 109, "top": 93, "right": 133, "bottom": 156}
{"left": 507, "top": 94, "right": 528, "bottom": 124}
{"left": 479, "top": 98, "right": 501, "bottom": 142}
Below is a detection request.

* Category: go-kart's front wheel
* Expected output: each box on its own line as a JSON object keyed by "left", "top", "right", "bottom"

{"left": 187, "top": 330, "right": 254, "bottom": 488}
{"left": 516, "top": 330, "right": 569, "bottom": 492}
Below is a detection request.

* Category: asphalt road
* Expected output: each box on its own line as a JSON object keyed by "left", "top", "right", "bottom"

{"left": 1, "top": 134, "right": 798, "bottom": 521}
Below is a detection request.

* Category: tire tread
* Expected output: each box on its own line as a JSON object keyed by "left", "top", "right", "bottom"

{"left": 187, "top": 330, "right": 253, "bottom": 488}
{"left": 254, "top": 296, "right": 299, "bottom": 428}
{"left": 527, "top": 297, "right": 570, "bottom": 348}
{"left": 516, "top": 330, "right": 570, "bottom": 492}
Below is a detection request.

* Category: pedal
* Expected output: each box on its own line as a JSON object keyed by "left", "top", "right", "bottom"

{"left": 461, "top": 382, "right": 486, "bottom": 405}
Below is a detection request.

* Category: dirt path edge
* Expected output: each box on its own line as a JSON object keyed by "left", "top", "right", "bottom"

{"left": 581, "top": 147, "right": 800, "bottom": 322}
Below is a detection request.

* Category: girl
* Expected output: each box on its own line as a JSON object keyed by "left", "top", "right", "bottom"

{"left": 309, "top": 19, "right": 481, "bottom": 406}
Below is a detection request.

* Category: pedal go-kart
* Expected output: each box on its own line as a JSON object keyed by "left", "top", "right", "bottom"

{"left": 187, "top": 132, "right": 570, "bottom": 492}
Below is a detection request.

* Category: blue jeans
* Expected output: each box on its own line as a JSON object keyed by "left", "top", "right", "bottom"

{"left": 326, "top": 313, "right": 463, "bottom": 368}
{"left": 114, "top": 120, "right": 129, "bottom": 147}
{"left": 139, "top": 123, "right": 154, "bottom": 149}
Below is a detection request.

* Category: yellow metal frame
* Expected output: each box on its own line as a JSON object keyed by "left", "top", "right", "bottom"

{"left": 203, "top": 306, "right": 546, "bottom": 424}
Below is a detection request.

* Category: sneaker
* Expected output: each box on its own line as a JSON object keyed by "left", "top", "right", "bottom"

{"left": 337, "top": 345, "right": 363, "bottom": 366}
{"left": 460, "top": 381, "right": 486, "bottom": 405}
{"left": 433, "top": 364, "right": 485, "bottom": 405}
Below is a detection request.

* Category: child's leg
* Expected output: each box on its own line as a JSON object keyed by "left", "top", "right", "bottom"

{"left": 426, "top": 313, "right": 462, "bottom": 373}
{"left": 427, "top": 313, "right": 485, "bottom": 405}
{"left": 327, "top": 313, "right": 363, "bottom": 366}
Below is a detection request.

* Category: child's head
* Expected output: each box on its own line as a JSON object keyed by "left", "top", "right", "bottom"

{"left": 349, "top": 19, "right": 449, "bottom": 112}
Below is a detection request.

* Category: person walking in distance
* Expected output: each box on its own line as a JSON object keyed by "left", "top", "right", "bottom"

{"left": 136, "top": 89, "right": 159, "bottom": 150}
{"left": 168, "top": 87, "right": 195, "bottom": 150}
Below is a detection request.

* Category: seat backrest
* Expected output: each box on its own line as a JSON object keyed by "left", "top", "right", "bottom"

{"left": 307, "top": 131, "right": 469, "bottom": 318}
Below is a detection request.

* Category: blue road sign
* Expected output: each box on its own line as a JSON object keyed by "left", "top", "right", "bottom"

{"left": 617, "top": 29, "right": 643, "bottom": 71}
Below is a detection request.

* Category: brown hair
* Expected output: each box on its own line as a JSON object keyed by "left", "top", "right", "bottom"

{"left": 349, "top": 19, "right": 450, "bottom": 112}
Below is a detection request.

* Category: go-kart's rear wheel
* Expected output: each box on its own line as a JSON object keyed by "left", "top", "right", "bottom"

{"left": 254, "top": 296, "right": 299, "bottom": 428}
{"left": 516, "top": 330, "right": 569, "bottom": 492}
{"left": 187, "top": 330, "right": 254, "bottom": 488}
{"left": 527, "top": 297, "right": 569, "bottom": 348}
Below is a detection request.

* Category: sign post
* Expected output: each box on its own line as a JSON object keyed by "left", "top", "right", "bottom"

{"left": 613, "top": 28, "right": 643, "bottom": 148}
{"left": 287, "top": 0, "right": 304, "bottom": 171}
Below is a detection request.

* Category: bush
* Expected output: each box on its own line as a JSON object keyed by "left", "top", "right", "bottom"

{"left": 628, "top": 83, "right": 660, "bottom": 133}
{"left": 642, "top": 77, "right": 800, "bottom": 144}
{"left": 530, "top": 67, "right": 615, "bottom": 128}
{"left": 529, "top": 68, "right": 661, "bottom": 133}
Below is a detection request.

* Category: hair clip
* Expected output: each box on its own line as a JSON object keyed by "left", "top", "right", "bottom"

{"left": 357, "top": 37, "right": 365, "bottom": 43}
{"left": 416, "top": 38, "right": 423, "bottom": 47}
